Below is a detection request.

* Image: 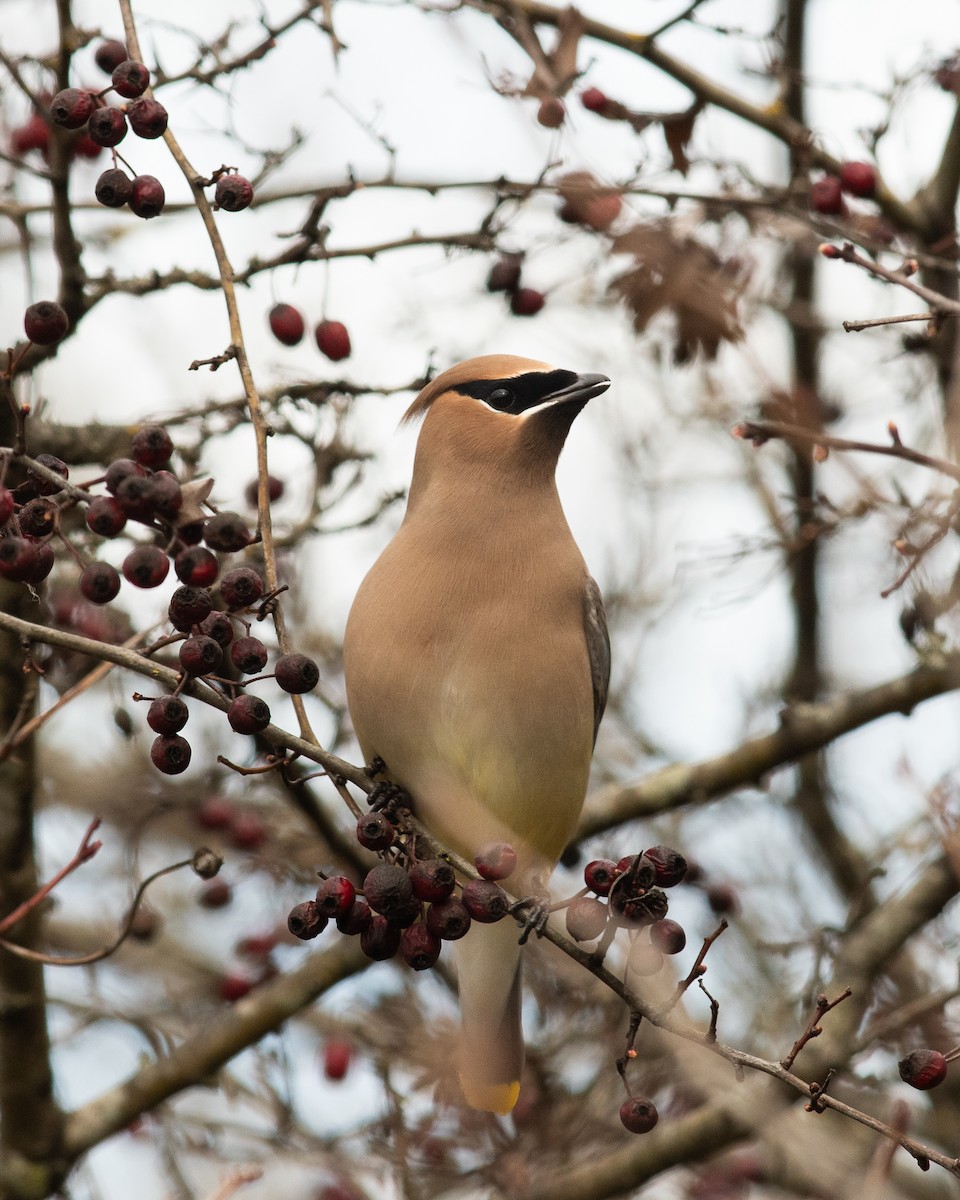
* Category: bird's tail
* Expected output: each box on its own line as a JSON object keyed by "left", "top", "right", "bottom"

{"left": 455, "top": 919, "right": 523, "bottom": 1114}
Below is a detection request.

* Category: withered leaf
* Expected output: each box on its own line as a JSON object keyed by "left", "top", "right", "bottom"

{"left": 662, "top": 100, "right": 704, "bottom": 176}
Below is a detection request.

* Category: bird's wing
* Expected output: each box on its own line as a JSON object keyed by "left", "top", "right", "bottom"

{"left": 583, "top": 575, "right": 610, "bottom": 745}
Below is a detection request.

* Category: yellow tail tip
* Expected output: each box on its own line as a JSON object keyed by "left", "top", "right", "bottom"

{"left": 460, "top": 1078, "right": 521, "bottom": 1115}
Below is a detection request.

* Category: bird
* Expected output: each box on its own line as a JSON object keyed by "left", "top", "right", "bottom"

{"left": 343, "top": 354, "right": 610, "bottom": 1115}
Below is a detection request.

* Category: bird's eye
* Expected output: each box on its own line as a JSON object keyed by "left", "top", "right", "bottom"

{"left": 486, "top": 388, "right": 514, "bottom": 410}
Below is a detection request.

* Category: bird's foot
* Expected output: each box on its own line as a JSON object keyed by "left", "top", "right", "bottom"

{"left": 509, "top": 894, "right": 551, "bottom": 945}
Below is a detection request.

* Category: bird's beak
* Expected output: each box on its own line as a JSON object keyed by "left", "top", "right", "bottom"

{"left": 544, "top": 372, "right": 611, "bottom": 407}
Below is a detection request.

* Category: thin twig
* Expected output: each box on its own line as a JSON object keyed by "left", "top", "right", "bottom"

{"left": 0, "top": 818, "right": 102, "bottom": 938}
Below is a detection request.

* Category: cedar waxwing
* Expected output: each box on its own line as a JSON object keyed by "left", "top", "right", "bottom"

{"left": 343, "top": 354, "right": 610, "bottom": 1115}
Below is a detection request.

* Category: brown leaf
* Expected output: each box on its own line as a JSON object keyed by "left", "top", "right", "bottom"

{"left": 662, "top": 101, "right": 704, "bottom": 176}
{"left": 515, "top": 6, "right": 584, "bottom": 99}
{"left": 550, "top": 7, "right": 585, "bottom": 90}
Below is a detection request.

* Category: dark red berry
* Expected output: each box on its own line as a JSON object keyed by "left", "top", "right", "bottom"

{"left": 580, "top": 86, "right": 610, "bottom": 113}
{"left": 219, "top": 566, "right": 264, "bottom": 610}
{"left": 425, "top": 896, "right": 472, "bottom": 940}
{"left": 214, "top": 174, "right": 254, "bottom": 212}
{"left": 28, "top": 453, "right": 69, "bottom": 495}
{"left": 122, "top": 544, "right": 169, "bottom": 588}
{"left": 706, "top": 882, "right": 739, "bottom": 916}
{"left": 126, "top": 98, "right": 167, "bottom": 139}
{"left": 322, "top": 1038, "right": 353, "bottom": 1080}
{"left": 650, "top": 918, "right": 686, "bottom": 955}
{"left": 236, "top": 931, "right": 277, "bottom": 959}
{"left": 336, "top": 899, "right": 373, "bottom": 935}
{"left": 129, "top": 174, "right": 165, "bottom": 218}
{"left": 11, "top": 115, "right": 50, "bottom": 156}
{"left": 643, "top": 845, "right": 687, "bottom": 888}
{"left": 810, "top": 176, "right": 845, "bottom": 215}
{"left": 0, "top": 489, "right": 12, "bottom": 525}
{"left": 50, "top": 88, "right": 95, "bottom": 129}
{"left": 460, "top": 879, "right": 509, "bottom": 924}
{"left": 24, "top": 301, "right": 69, "bottom": 345}
{"left": 150, "top": 734, "right": 192, "bottom": 774}
{"left": 199, "top": 610, "right": 234, "bottom": 648}
{"left": 197, "top": 795, "right": 234, "bottom": 829}
{"left": 147, "top": 695, "right": 189, "bottom": 735}
{"left": 0, "top": 538, "right": 38, "bottom": 583}
{"left": 316, "top": 876, "right": 357, "bottom": 918}
{"left": 111, "top": 60, "right": 150, "bottom": 98}
{"left": 179, "top": 634, "right": 223, "bottom": 676}
{"left": 245, "top": 475, "right": 284, "bottom": 507}
{"left": 409, "top": 858, "right": 456, "bottom": 902}
{"left": 230, "top": 811, "right": 268, "bottom": 851}
{"left": 131, "top": 424, "right": 173, "bottom": 468}
{"left": 19, "top": 539, "right": 54, "bottom": 584}
{"left": 565, "top": 895, "right": 608, "bottom": 941}
{"left": 168, "top": 585, "right": 214, "bottom": 631}
{"left": 315, "top": 320, "right": 351, "bottom": 361}
{"left": 486, "top": 254, "right": 523, "bottom": 294}
{"left": 105, "top": 458, "right": 145, "bottom": 495}
{"left": 584, "top": 859, "right": 619, "bottom": 896}
{"left": 203, "top": 511, "right": 251, "bottom": 552}
{"left": 199, "top": 878, "right": 232, "bottom": 908}
{"left": 72, "top": 132, "right": 103, "bottom": 160}
{"left": 218, "top": 972, "right": 254, "bottom": 1002}
{"left": 839, "top": 160, "right": 877, "bottom": 198}
{"left": 510, "top": 287, "right": 545, "bottom": 317}
{"left": 475, "top": 842, "right": 517, "bottom": 881}
{"left": 536, "top": 96, "right": 565, "bottom": 128}
{"left": 619, "top": 1096, "right": 659, "bottom": 1134}
{"left": 275, "top": 652, "right": 319, "bottom": 693}
{"left": 898, "top": 1049, "right": 948, "bottom": 1090}
{"left": 175, "top": 545, "right": 219, "bottom": 587}
{"left": 360, "top": 913, "right": 402, "bottom": 961}
{"left": 79, "top": 561, "right": 121, "bottom": 604}
{"left": 363, "top": 863, "right": 415, "bottom": 922}
{"left": 230, "top": 636, "right": 268, "bottom": 674}
{"left": 356, "top": 811, "right": 395, "bottom": 851}
{"left": 95, "top": 168, "right": 133, "bottom": 207}
{"left": 115, "top": 474, "right": 157, "bottom": 521}
{"left": 96, "top": 40, "right": 128, "bottom": 73}
{"left": 400, "top": 923, "right": 442, "bottom": 971}
{"left": 227, "top": 694, "right": 271, "bottom": 734}
{"left": 288, "top": 900, "right": 327, "bottom": 940}
{"left": 87, "top": 107, "right": 127, "bottom": 146}
{"left": 150, "top": 472, "right": 182, "bottom": 520}
{"left": 268, "top": 304, "right": 305, "bottom": 346}
{"left": 19, "top": 498, "right": 57, "bottom": 538}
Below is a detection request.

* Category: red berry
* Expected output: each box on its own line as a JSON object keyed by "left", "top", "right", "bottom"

{"left": 809, "top": 176, "right": 845, "bottom": 215}
{"left": 19, "top": 498, "right": 57, "bottom": 538}
{"left": 409, "top": 858, "right": 456, "bottom": 902}
{"left": 650, "top": 918, "right": 686, "bottom": 955}
{"left": 204, "top": 512, "right": 251, "bottom": 552}
{"left": 363, "top": 863, "right": 415, "bottom": 922}
{"left": 486, "top": 254, "right": 523, "bottom": 294}
{"left": 199, "top": 610, "right": 234, "bottom": 648}
{"left": 275, "top": 652, "right": 319, "bottom": 693}
{"left": 150, "top": 734, "right": 192, "bottom": 774}
{"left": 105, "top": 458, "right": 145, "bottom": 495}
{"left": 619, "top": 1095, "right": 659, "bottom": 1134}
{"left": 81, "top": 557, "right": 122, "bottom": 601}
{"left": 360, "top": 913, "right": 402, "bottom": 961}
{"left": 580, "top": 86, "right": 610, "bottom": 113}
{"left": 11, "top": 114, "right": 50, "bottom": 156}
{"left": 584, "top": 859, "right": 619, "bottom": 896}
{"left": 245, "top": 475, "right": 284, "bottom": 506}
{"left": 227, "top": 694, "right": 271, "bottom": 734}
{"left": 199, "top": 878, "right": 233, "bottom": 908}
{"left": 196, "top": 795, "right": 234, "bottom": 829}
{"left": 510, "top": 287, "right": 545, "bottom": 317}
{"left": 400, "top": 922, "right": 442, "bottom": 971}
{"left": 50, "top": 88, "right": 95, "bottom": 129}
{"left": 268, "top": 303, "right": 305, "bottom": 346}
{"left": 215, "top": 174, "right": 254, "bottom": 212}
{"left": 115, "top": 474, "right": 157, "bottom": 521}
{"left": 315, "top": 876, "right": 357, "bottom": 918}
{"left": 150, "top": 472, "right": 182, "bottom": 520}
{"left": 131, "top": 424, "right": 173, "bottom": 468}
{"left": 356, "top": 812, "right": 395, "bottom": 851}
{"left": 706, "top": 882, "right": 739, "bottom": 916}
{"left": 112, "top": 60, "right": 150, "bottom": 98}
{"left": 230, "top": 636, "right": 268, "bottom": 674}
{"left": 287, "top": 900, "right": 327, "bottom": 940}
{"left": 536, "top": 96, "right": 565, "bottom": 128}
{"left": 643, "top": 845, "right": 687, "bottom": 888}
{"left": 20, "top": 539, "right": 54, "bottom": 584}
{"left": 565, "top": 895, "right": 608, "bottom": 941}
{"left": 87, "top": 107, "right": 127, "bottom": 147}
{"left": 122, "top": 544, "right": 169, "bottom": 588}
{"left": 0, "top": 538, "right": 38, "bottom": 582}
{"left": 175, "top": 545, "right": 219, "bottom": 587}
{"left": 95, "top": 168, "right": 133, "bottom": 207}
{"left": 24, "top": 301, "right": 69, "bottom": 345}
{"left": 839, "top": 160, "right": 877, "bottom": 198}
{"left": 178, "top": 634, "right": 223, "bottom": 676}
{"left": 315, "top": 320, "right": 351, "bottom": 361}
{"left": 474, "top": 841, "right": 517, "bottom": 881}
{"left": 219, "top": 566, "right": 264, "bottom": 610}
{"left": 322, "top": 1038, "right": 354, "bottom": 1080}
{"left": 460, "top": 879, "right": 509, "bottom": 924}
{"left": 237, "top": 932, "right": 277, "bottom": 959}
{"left": 129, "top": 174, "right": 165, "bottom": 219}
{"left": 96, "top": 40, "right": 129, "bottom": 73}
{"left": 28, "top": 453, "right": 69, "bottom": 495}
{"left": 230, "top": 811, "right": 268, "bottom": 851}
{"left": 898, "top": 1049, "right": 948, "bottom": 1090}
{"left": 126, "top": 98, "right": 167, "bottom": 139}
{"left": 336, "top": 899, "right": 373, "bottom": 935}
{"left": 425, "top": 896, "right": 472, "bottom": 940}
{"left": 218, "top": 972, "right": 254, "bottom": 1003}
{"left": 147, "top": 695, "right": 189, "bottom": 735}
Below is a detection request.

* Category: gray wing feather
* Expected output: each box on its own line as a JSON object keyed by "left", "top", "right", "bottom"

{"left": 582, "top": 576, "right": 610, "bottom": 745}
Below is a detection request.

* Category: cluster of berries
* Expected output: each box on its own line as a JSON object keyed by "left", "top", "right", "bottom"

{"left": 268, "top": 305, "right": 352, "bottom": 361}
{"left": 809, "top": 161, "right": 878, "bottom": 216}
{"left": 485, "top": 254, "right": 546, "bottom": 317}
